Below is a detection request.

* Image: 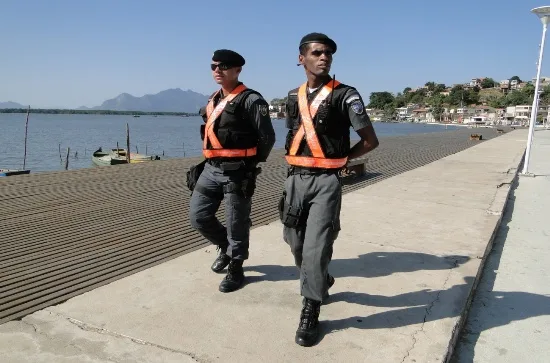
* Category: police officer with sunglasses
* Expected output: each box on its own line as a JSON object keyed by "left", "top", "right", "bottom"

{"left": 280, "top": 33, "right": 379, "bottom": 346}
{"left": 188, "top": 49, "right": 275, "bottom": 293}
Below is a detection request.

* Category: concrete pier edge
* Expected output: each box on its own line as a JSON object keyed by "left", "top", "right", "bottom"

{"left": 0, "top": 129, "right": 530, "bottom": 363}
{"left": 443, "top": 150, "right": 525, "bottom": 362}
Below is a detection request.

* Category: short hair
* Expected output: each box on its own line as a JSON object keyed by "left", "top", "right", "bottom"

{"left": 299, "top": 43, "right": 310, "bottom": 56}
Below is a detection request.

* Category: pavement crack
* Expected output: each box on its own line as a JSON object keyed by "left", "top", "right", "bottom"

{"left": 63, "top": 316, "right": 205, "bottom": 362}
{"left": 20, "top": 319, "right": 39, "bottom": 334}
{"left": 19, "top": 318, "right": 54, "bottom": 342}
{"left": 401, "top": 258, "right": 458, "bottom": 362}
{"left": 496, "top": 182, "right": 512, "bottom": 188}
{"left": 486, "top": 181, "right": 514, "bottom": 216}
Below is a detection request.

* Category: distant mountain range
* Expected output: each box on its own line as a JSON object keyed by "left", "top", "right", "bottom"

{"left": 0, "top": 88, "right": 211, "bottom": 113}
{"left": 78, "top": 88, "right": 209, "bottom": 113}
{"left": 0, "top": 101, "right": 26, "bottom": 109}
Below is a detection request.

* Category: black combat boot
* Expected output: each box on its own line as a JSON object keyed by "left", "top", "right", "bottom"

{"left": 211, "top": 246, "right": 231, "bottom": 273}
{"left": 219, "top": 259, "right": 245, "bottom": 293}
{"left": 295, "top": 298, "right": 321, "bottom": 347}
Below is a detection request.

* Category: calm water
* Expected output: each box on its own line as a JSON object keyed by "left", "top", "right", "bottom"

{"left": 0, "top": 113, "right": 460, "bottom": 173}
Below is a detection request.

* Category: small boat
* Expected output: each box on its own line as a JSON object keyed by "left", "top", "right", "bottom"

{"left": 91, "top": 147, "right": 129, "bottom": 166}
{"left": 91, "top": 147, "right": 160, "bottom": 166}
{"left": 0, "top": 169, "right": 31, "bottom": 177}
{"left": 129, "top": 153, "right": 161, "bottom": 163}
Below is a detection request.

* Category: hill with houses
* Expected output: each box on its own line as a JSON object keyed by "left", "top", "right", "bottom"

{"left": 365, "top": 76, "right": 549, "bottom": 124}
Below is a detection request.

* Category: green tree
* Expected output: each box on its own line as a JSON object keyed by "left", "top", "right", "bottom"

{"left": 434, "top": 83, "right": 446, "bottom": 93}
{"left": 481, "top": 78, "right": 496, "bottom": 89}
{"left": 424, "top": 82, "right": 436, "bottom": 92}
{"left": 410, "top": 92, "right": 426, "bottom": 105}
{"left": 467, "top": 89, "right": 480, "bottom": 104}
{"left": 270, "top": 97, "right": 287, "bottom": 106}
{"left": 393, "top": 93, "right": 406, "bottom": 108}
{"left": 510, "top": 76, "right": 522, "bottom": 83}
{"left": 383, "top": 104, "right": 396, "bottom": 120}
{"left": 487, "top": 95, "right": 506, "bottom": 108}
{"left": 505, "top": 90, "right": 531, "bottom": 106}
{"left": 539, "top": 84, "right": 550, "bottom": 105}
{"left": 368, "top": 91, "right": 395, "bottom": 109}
{"left": 522, "top": 83, "right": 535, "bottom": 99}
{"left": 447, "top": 85, "right": 466, "bottom": 106}
{"left": 403, "top": 87, "right": 412, "bottom": 94}
{"left": 431, "top": 104, "right": 444, "bottom": 121}
{"left": 428, "top": 94, "right": 445, "bottom": 121}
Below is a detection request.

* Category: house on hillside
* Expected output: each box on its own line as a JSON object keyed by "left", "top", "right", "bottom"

{"left": 396, "top": 106, "right": 414, "bottom": 121}
{"left": 469, "top": 78, "right": 485, "bottom": 88}
{"left": 269, "top": 104, "right": 286, "bottom": 119}
{"left": 500, "top": 79, "right": 510, "bottom": 93}
{"left": 411, "top": 108, "right": 429, "bottom": 122}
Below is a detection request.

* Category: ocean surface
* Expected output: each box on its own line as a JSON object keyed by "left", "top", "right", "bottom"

{"left": 0, "top": 113, "right": 460, "bottom": 173}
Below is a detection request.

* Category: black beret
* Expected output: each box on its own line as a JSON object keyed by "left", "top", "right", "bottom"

{"left": 299, "top": 33, "right": 337, "bottom": 53}
{"left": 212, "top": 49, "right": 245, "bottom": 67}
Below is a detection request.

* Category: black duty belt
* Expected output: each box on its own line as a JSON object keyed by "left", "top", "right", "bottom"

{"left": 288, "top": 166, "right": 341, "bottom": 176}
{"left": 207, "top": 158, "right": 256, "bottom": 172}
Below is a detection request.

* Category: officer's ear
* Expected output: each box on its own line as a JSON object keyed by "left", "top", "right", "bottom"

{"left": 298, "top": 54, "right": 305, "bottom": 66}
{"left": 236, "top": 66, "right": 242, "bottom": 75}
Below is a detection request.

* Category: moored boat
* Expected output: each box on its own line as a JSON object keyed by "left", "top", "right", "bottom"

{"left": 91, "top": 147, "right": 161, "bottom": 166}
{"left": 0, "top": 169, "right": 31, "bottom": 177}
{"left": 129, "top": 153, "right": 161, "bottom": 163}
{"left": 91, "top": 148, "right": 129, "bottom": 166}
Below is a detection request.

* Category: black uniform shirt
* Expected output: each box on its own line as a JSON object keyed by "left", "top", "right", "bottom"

{"left": 288, "top": 81, "right": 373, "bottom": 132}
{"left": 203, "top": 87, "right": 276, "bottom": 163}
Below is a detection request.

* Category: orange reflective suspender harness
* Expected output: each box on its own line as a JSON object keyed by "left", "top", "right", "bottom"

{"left": 285, "top": 80, "right": 348, "bottom": 169}
{"left": 203, "top": 84, "right": 257, "bottom": 158}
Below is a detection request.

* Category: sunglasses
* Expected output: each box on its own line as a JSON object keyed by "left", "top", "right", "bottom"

{"left": 310, "top": 50, "right": 334, "bottom": 57}
{"left": 210, "top": 63, "right": 234, "bottom": 71}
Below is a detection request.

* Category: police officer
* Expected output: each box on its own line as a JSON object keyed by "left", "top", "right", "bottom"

{"left": 280, "top": 33, "right": 379, "bottom": 346}
{"left": 189, "top": 49, "right": 275, "bottom": 293}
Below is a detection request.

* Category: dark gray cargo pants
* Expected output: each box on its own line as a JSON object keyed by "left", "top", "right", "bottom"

{"left": 189, "top": 162, "right": 252, "bottom": 260}
{"left": 282, "top": 172, "right": 342, "bottom": 302}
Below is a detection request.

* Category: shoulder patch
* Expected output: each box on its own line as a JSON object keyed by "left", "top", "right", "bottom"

{"left": 350, "top": 100, "right": 365, "bottom": 114}
{"left": 345, "top": 95, "right": 361, "bottom": 104}
{"left": 259, "top": 104, "right": 268, "bottom": 116}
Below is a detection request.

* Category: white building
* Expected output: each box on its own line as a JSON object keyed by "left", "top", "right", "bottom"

{"left": 505, "top": 105, "right": 548, "bottom": 125}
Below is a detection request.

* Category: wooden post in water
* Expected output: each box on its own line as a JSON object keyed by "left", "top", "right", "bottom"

{"left": 58, "top": 143, "right": 63, "bottom": 165}
{"left": 116, "top": 142, "right": 119, "bottom": 157}
{"left": 145, "top": 143, "right": 148, "bottom": 155}
{"left": 135, "top": 145, "right": 139, "bottom": 154}
{"left": 126, "top": 123, "right": 131, "bottom": 163}
{"left": 183, "top": 142, "right": 186, "bottom": 157}
{"left": 65, "top": 147, "right": 70, "bottom": 170}
{"left": 23, "top": 106, "right": 30, "bottom": 170}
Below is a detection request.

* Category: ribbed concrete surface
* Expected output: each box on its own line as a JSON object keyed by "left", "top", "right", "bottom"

{"left": 0, "top": 128, "right": 506, "bottom": 324}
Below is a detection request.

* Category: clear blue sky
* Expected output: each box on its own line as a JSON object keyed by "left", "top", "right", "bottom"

{"left": 1, "top": 0, "right": 548, "bottom": 108}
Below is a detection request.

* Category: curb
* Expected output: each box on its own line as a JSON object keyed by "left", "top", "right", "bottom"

{"left": 443, "top": 149, "right": 526, "bottom": 362}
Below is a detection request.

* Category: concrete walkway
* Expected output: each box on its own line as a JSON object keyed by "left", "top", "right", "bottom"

{"left": 453, "top": 129, "right": 550, "bottom": 363}
{"left": 0, "top": 130, "right": 527, "bottom": 363}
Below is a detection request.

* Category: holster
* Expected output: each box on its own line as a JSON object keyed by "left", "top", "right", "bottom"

{"left": 222, "top": 167, "right": 262, "bottom": 198}
{"left": 186, "top": 159, "right": 207, "bottom": 192}
{"left": 218, "top": 161, "right": 245, "bottom": 172}
{"left": 278, "top": 192, "right": 308, "bottom": 229}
